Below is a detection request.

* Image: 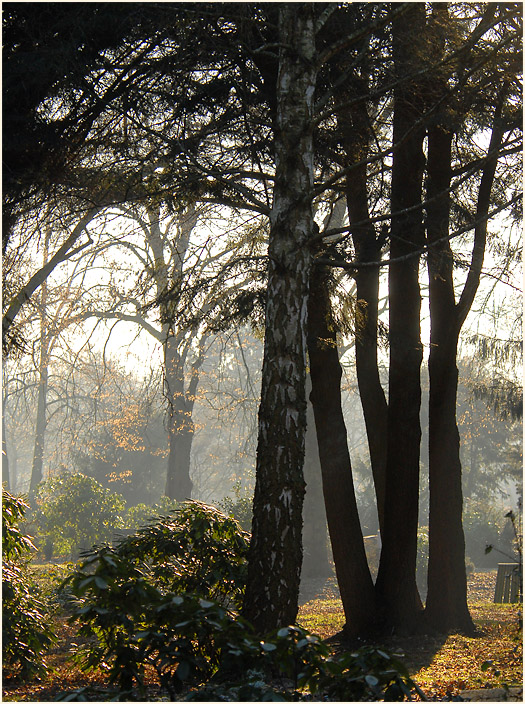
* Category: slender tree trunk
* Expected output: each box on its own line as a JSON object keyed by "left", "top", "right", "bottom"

{"left": 149, "top": 204, "right": 199, "bottom": 502}
{"left": 340, "top": 81, "right": 388, "bottom": 534}
{"left": 29, "top": 275, "right": 50, "bottom": 501}
{"left": 308, "top": 265, "right": 376, "bottom": 637}
{"left": 425, "top": 83, "right": 505, "bottom": 632}
{"left": 375, "top": 4, "right": 426, "bottom": 632}
{"left": 302, "top": 376, "right": 331, "bottom": 580}
{"left": 29, "top": 346, "right": 49, "bottom": 499}
{"left": 242, "top": 4, "right": 316, "bottom": 633}
{"left": 2, "top": 394, "right": 10, "bottom": 490}
{"left": 425, "top": 124, "right": 473, "bottom": 632}
{"left": 164, "top": 334, "right": 194, "bottom": 500}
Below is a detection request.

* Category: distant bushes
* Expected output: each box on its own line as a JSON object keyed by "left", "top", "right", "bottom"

{"left": 217, "top": 480, "right": 253, "bottom": 531}
{"left": 29, "top": 471, "right": 252, "bottom": 561}
{"left": 34, "top": 471, "right": 126, "bottom": 559}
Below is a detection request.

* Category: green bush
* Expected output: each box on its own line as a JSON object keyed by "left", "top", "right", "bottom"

{"left": 124, "top": 496, "right": 179, "bottom": 531}
{"left": 2, "top": 490, "right": 56, "bottom": 680}
{"left": 62, "top": 501, "right": 421, "bottom": 700}
{"left": 34, "top": 471, "right": 126, "bottom": 559}
{"left": 62, "top": 502, "right": 250, "bottom": 695}
{"left": 116, "top": 500, "right": 250, "bottom": 604}
{"left": 186, "top": 626, "right": 421, "bottom": 702}
{"left": 217, "top": 481, "right": 253, "bottom": 532}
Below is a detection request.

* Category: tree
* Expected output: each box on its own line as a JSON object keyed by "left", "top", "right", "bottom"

{"left": 307, "top": 263, "right": 376, "bottom": 636}
{"left": 2, "top": 3, "right": 165, "bottom": 248}
{"left": 2, "top": 208, "right": 98, "bottom": 353}
{"left": 374, "top": 3, "right": 428, "bottom": 632}
{"left": 336, "top": 6, "right": 389, "bottom": 536}
{"left": 2, "top": 221, "right": 86, "bottom": 497}
{"left": 78, "top": 199, "right": 264, "bottom": 500}
{"left": 301, "top": 379, "right": 331, "bottom": 581}
{"left": 242, "top": 4, "right": 318, "bottom": 634}
{"left": 79, "top": 202, "right": 203, "bottom": 500}
{"left": 424, "top": 2, "right": 521, "bottom": 631}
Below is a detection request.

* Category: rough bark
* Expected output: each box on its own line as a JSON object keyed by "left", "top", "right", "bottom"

{"left": 301, "top": 376, "right": 331, "bottom": 580}
{"left": 307, "top": 264, "right": 376, "bottom": 636}
{"left": 242, "top": 4, "right": 316, "bottom": 634}
{"left": 374, "top": 4, "right": 426, "bottom": 632}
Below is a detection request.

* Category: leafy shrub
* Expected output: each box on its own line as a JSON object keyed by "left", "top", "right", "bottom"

{"left": 62, "top": 502, "right": 250, "bottom": 695}
{"left": 124, "top": 495, "right": 179, "bottom": 531}
{"left": 2, "top": 490, "right": 56, "bottom": 680}
{"left": 62, "top": 502, "right": 421, "bottom": 700}
{"left": 217, "top": 481, "right": 253, "bottom": 532}
{"left": 116, "top": 500, "right": 250, "bottom": 604}
{"left": 34, "top": 471, "right": 126, "bottom": 559}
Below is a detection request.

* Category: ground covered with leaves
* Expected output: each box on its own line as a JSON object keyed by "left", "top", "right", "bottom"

{"left": 298, "top": 571, "right": 522, "bottom": 701}
{"left": 2, "top": 570, "right": 522, "bottom": 701}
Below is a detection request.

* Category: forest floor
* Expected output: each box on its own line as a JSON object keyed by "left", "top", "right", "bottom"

{"left": 2, "top": 570, "right": 522, "bottom": 702}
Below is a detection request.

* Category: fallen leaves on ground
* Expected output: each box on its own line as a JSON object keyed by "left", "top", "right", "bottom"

{"left": 298, "top": 570, "right": 522, "bottom": 701}
{"left": 3, "top": 571, "right": 522, "bottom": 701}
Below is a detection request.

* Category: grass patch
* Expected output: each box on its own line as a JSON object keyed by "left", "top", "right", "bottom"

{"left": 297, "top": 597, "right": 345, "bottom": 639}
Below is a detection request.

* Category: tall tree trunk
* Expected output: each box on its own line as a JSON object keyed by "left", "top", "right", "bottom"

{"left": 340, "top": 79, "right": 388, "bottom": 535}
{"left": 149, "top": 204, "right": 199, "bottom": 502}
{"left": 302, "top": 376, "right": 331, "bottom": 580}
{"left": 375, "top": 4, "right": 426, "bottom": 632}
{"left": 29, "top": 274, "right": 50, "bottom": 501}
{"left": 29, "top": 342, "right": 49, "bottom": 499}
{"left": 425, "top": 124, "right": 473, "bottom": 633}
{"left": 242, "top": 4, "right": 316, "bottom": 634}
{"left": 425, "top": 86, "right": 505, "bottom": 632}
{"left": 164, "top": 333, "right": 198, "bottom": 501}
{"left": 308, "top": 265, "right": 376, "bottom": 637}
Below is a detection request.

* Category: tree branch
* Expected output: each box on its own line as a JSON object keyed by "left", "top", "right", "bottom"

{"left": 3, "top": 208, "right": 99, "bottom": 342}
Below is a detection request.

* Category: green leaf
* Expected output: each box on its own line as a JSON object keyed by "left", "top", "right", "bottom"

{"left": 176, "top": 660, "right": 191, "bottom": 681}
{"left": 198, "top": 599, "right": 214, "bottom": 608}
{"left": 260, "top": 642, "right": 277, "bottom": 652}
